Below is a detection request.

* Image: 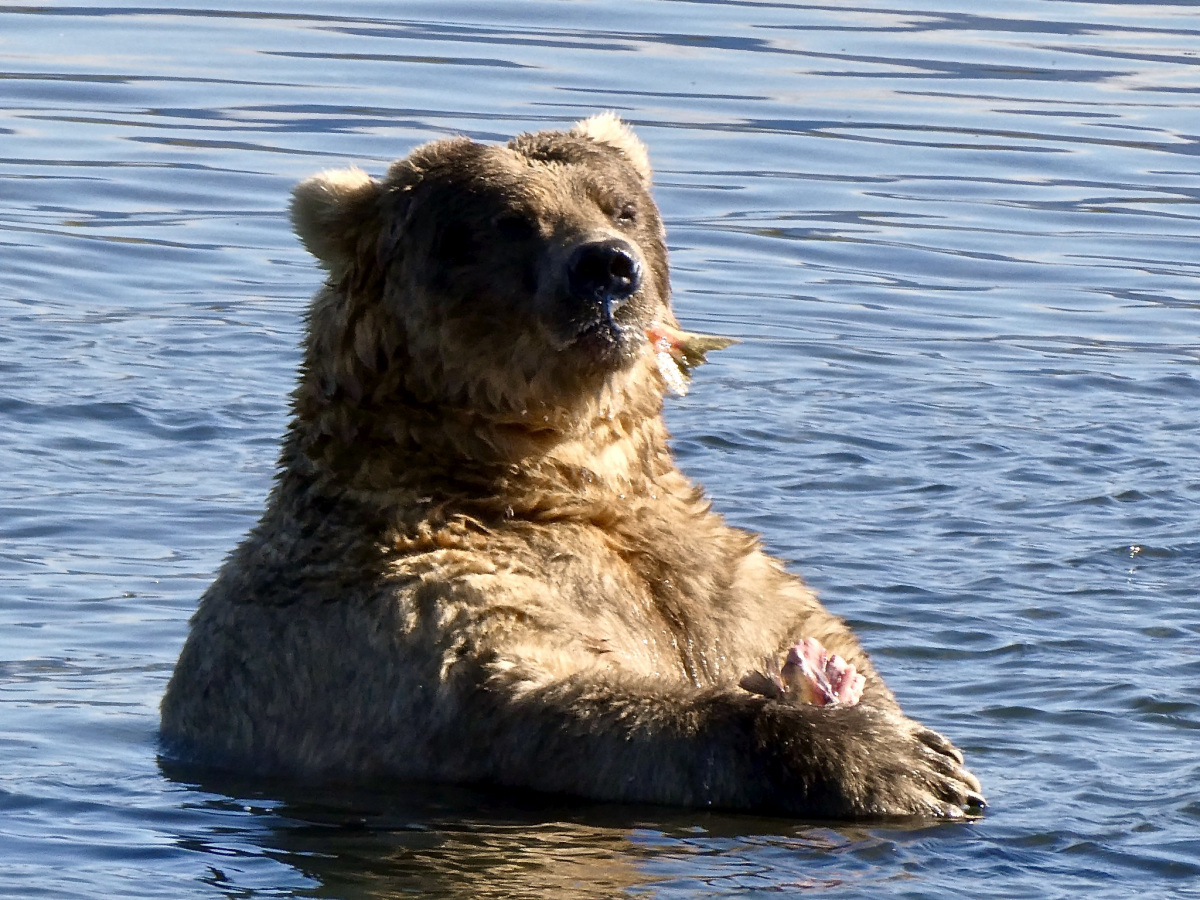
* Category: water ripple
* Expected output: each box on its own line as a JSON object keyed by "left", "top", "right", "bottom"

{"left": 3, "top": 1, "right": 1199, "bottom": 898}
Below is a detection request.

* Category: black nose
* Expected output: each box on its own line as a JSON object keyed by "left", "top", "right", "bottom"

{"left": 566, "top": 239, "right": 642, "bottom": 306}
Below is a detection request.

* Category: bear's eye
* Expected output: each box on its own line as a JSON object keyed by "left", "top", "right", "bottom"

{"left": 432, "top": 221, "right": 476, "bottom": 267}
{"left": 614, "top": 203, "right": 638, "bottom": 226}
{"left": 494, "top": 213, "right": 536, "bottom": 243}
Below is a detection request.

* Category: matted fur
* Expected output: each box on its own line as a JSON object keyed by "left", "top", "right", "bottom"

{"left": 161, "top": 115, "right": 983, "bottom": 819}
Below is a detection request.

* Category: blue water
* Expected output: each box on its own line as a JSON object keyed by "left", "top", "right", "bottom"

{"left": 2, "top": 2, "right": 1198, "bottom": 897}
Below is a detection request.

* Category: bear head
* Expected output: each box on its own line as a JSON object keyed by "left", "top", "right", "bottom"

{"left": 294, "top": 115, "right": 674, "bottom": 410}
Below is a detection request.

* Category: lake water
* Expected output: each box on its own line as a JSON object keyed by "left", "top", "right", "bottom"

{"left": 2, "top": 1, "right": 1198, "bottom": 897}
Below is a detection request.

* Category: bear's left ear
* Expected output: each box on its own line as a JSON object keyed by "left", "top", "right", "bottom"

{"left": 290, "top": 167, "right": 382, "bottom": 275}
{"left": 572, "top": 113, "right": 652, "bottom": 184}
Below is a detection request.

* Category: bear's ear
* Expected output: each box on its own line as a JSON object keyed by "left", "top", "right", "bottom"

{"left": 571, "top": 113, "right": 652, "bottom": 184}
{"left": 290, "top": 167, "right": 382, "bottom": 274}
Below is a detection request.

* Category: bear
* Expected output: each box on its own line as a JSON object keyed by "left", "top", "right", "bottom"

{"left": 160, "top": 114, "right": 984, "bottom": 819}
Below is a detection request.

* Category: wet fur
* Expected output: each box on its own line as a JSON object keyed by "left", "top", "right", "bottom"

{"left": 161, "top": 115, "right": 983, "bottom": 818}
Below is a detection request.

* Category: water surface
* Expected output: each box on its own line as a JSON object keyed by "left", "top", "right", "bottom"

{"left": 2, "top": 2, "right": 1198, "bottom": 898}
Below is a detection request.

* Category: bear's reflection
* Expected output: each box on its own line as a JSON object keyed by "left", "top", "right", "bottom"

{"left": 166, "top": 765, "right": 659, "bottom": 898}
{"left": 162, "top": 762, "right": 873, "bottom": 898}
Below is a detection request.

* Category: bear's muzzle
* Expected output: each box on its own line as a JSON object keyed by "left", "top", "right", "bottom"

{"left": 566, "top": 237, "right": 642, "bottom": 309}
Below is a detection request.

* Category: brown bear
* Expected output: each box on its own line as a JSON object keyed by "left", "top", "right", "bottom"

{"left": 160, "top": 114, "right": 984, "bottom": 819}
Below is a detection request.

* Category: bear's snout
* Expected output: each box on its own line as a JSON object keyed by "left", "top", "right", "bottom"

{"left": 566, "top": 238, "right": 642, "bottom": 308}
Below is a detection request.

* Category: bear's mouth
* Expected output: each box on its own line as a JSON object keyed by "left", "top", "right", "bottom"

{"left": 566, "top": 293, "right": 641, "bottom": 362}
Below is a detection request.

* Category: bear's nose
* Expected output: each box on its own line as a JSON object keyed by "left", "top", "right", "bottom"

{"left": 566, "top": 239, "right": 642, "bottom": 306}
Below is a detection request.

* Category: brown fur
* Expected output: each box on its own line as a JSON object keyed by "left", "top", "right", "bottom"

{"left": 161, "top": 115, "right": 983, "bottom": 818}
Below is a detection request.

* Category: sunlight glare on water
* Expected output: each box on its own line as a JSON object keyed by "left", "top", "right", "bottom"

{"left": 1, "top": 1, "right": 1198, "bottom": 898}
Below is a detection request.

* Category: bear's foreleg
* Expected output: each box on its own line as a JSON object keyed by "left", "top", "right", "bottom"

{"left": 462, "top": 665, "right": 984, "bottom": 819}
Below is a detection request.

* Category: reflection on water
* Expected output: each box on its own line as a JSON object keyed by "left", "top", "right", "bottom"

{"left": 164, "top": 766, "right": 961, "bottom": 899}
{"left": 172, "top": 774, "right": 659, "bottom": 899}
{"left": 1, "top": 1, "right": 1198, "bottom": 898}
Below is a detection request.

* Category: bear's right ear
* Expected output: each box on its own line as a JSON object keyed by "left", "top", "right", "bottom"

{"left": 290, "top": 168, "right": 382, "bottom": 274}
